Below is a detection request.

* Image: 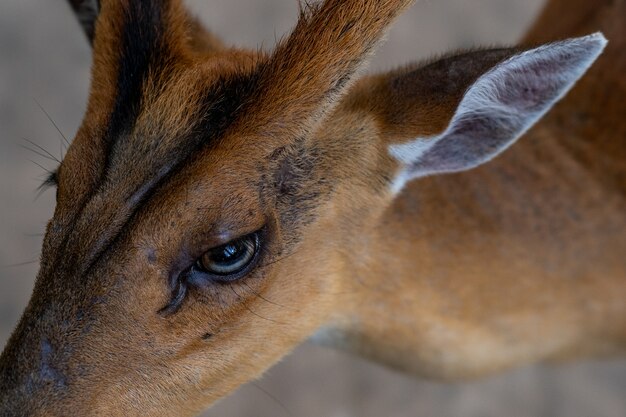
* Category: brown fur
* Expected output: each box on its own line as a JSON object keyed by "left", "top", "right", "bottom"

{"left": 0, "top": 0, "right": 624, "bottom": 415}
{"left": 315, "top": 0, "right": 626, "bottom": 378}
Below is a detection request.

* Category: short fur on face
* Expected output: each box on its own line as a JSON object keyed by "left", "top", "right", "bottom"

{"left": 1, "top": 0, "right": 623, "bottom": 416}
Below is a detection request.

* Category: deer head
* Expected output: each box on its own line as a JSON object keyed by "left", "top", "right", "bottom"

{"left": 0, "top": 0, "right": 606, "bottom": 416}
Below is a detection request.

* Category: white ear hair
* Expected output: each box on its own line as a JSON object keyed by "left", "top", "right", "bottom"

{"left": 389, "top": 33, "right": 607, "bottom": 194}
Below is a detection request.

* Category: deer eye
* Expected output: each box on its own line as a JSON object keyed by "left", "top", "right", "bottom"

{"left": 193, "top": 232, "right": 260, "bottom": 281}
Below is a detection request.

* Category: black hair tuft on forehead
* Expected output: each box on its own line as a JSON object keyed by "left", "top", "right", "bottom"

{"left": 105, "top": 0, "right": 174, "bottom": 149}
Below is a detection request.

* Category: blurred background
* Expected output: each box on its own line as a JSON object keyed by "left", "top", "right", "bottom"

{"left": 1, "top": 0, "right": 624, "bottom": 416}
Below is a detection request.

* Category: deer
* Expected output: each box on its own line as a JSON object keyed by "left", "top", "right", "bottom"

{"left": 0, "top": 0, "right": 624, "bottom": 415}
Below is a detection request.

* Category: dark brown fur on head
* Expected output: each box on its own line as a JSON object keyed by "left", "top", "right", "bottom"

{"left": 3, "top": 0, "right": 621, "bottom": 415}
{"left": 0, "top": 0, "right": 417, "bottom": 415}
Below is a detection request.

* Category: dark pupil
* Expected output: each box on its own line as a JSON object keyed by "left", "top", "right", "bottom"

{"left": 213, "top": 242, "right": 244, "bottom": 265}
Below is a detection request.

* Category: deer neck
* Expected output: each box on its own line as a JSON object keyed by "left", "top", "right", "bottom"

{"left": 310, "top": 1, "right": 626, "bottom": 374}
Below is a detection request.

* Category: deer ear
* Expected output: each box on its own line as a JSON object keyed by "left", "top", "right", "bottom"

{"left": 388, "top": 33, "right": 607, "bottom": 193}
{"left": 67, "top": 0, "right": 101, "bottom": 44}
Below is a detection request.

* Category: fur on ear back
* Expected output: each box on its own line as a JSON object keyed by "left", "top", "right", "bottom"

{"left": 389, "top": 33, "right": 608, "bottom": 194}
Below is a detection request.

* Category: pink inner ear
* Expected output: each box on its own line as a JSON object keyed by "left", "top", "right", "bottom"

{"left": 388, "top": 33, "right": 607, "bottom": 193}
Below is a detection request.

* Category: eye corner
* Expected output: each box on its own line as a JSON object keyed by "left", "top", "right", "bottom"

{"left": 158, "top": 280, "right": 188, "bottom": 317}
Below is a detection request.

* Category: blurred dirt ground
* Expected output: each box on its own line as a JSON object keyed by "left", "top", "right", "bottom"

{"left": 1, "top": 1, "right": 624, "bottom": 416}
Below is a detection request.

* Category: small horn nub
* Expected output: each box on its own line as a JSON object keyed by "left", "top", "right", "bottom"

{"left": 247, "top": 0, "right": 415, "bottom": 138}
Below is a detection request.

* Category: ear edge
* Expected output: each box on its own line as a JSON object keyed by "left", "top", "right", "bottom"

{"left": 388, "top": 33, "right": 608, "bottom": 194}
